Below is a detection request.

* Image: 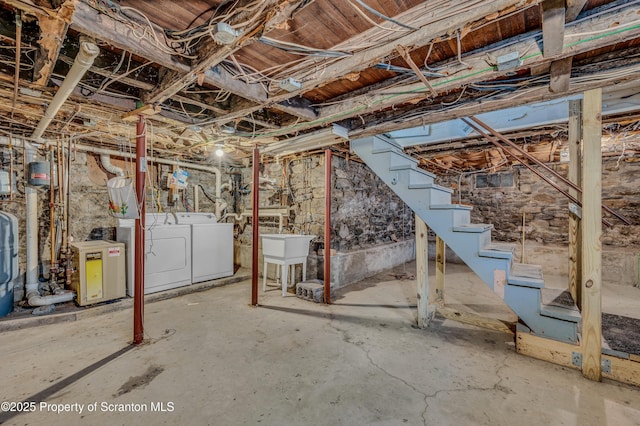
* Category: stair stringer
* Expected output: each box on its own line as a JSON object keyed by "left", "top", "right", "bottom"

{"left": 352, "top": 135, "right": 578, "bottom": 344}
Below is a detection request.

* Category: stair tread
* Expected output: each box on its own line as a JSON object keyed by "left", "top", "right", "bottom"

{"left": 479, "top": 243, "right": 516, "bottom": 259}
{"left": 540, "top": 288, "right": 577, "bottom": 310}
{"left": 409, "top": 168, "right": 436, "bottom": 180}
{"left": 389, "top": 163, "right": 416, "bottom": 171}
{"left": 408, "top": 183, "right": 453, "bottom": 193}
{"left": 540, "top": 288, "right": 581, "bottom": 322}
{"left": 452, "top": 223, "right": 493, "bottom": 233}
{"left": 510, "top": 263, "right": 543, "bottom": 280}
{"left": 431, "top": 204, "right": 473, "bottom": 210}
{"left": 484, "top": 242, "right": 517, "bottom": 253}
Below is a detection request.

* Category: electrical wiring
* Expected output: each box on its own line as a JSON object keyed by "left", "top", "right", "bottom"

{"left": 348, "top": 0, "right": 411, "bottom": 33}
{"left": 352, "top": 0, "right": 417, "bottom": 31}
{"left": 258, "top": 36, "right": 353, "bottom": 58}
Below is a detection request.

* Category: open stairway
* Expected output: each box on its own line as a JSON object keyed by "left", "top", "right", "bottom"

{"left": 351, "top": 135, "right": 581, "bottom": 344}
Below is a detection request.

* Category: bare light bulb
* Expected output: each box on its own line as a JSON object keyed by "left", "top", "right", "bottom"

{"left": 215, "top": 147, "right": 224, "bottom": 157}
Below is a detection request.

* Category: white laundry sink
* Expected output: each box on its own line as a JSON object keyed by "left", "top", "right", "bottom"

{"left": 261, "top": 234, "right": 315, "bottom": 297}
{"left": 261, "top": 234, "right": 314, "bottom": 261}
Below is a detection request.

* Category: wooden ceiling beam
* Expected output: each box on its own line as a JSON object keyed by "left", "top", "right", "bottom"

{"left": 211, "top": 0, "right": 539, "bottom": 126}
{"left": 302, "top": 2, "right": 640, "bottom": 138}
{"left": 143, "top": 0, "right": 309, "bottom": 105}
{"left": 69, "top": 0, "right": 315, "bottom": 121}
{"left": 351, "top": 65, "right": 640, "bottom": 139}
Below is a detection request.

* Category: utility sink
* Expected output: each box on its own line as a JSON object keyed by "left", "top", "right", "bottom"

{"left": 261, "top": 234, "right": 315, "bottom": 261}
{"left": 261, "top": 234, "right": 315, "bottom": 296}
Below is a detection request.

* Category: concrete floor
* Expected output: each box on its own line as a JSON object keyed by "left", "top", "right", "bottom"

{"left": 1, "top": 262, "right": 639, "bottom": 426}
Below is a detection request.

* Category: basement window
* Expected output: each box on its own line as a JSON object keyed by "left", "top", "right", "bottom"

{"left": 475, "top": 172, "right": 514, "bottom": 189}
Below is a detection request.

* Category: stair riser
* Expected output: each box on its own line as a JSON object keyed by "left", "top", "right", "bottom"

{"left": 352, "top": 135, "right": 579, "bottom": 345}
{"left": 389, "top": 151, "right": 418, "bottom": 170}
{"left": 409, "top": 169, "right": 436, "bottom": 186}
{"left": 504, "top": 285, "right": 578, "bottom": 344}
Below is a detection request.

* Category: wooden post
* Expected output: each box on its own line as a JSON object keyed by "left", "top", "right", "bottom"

{"left": 568, "top": 99, "right": 583, "bottom": 308}
{"left": 434, "top": 236, "right": 445, "bottom": 305}
{"left": 581, "top": 88, "right": 602, "bottom": 381}
{"left": 415, "top": 215, "right": 429, "bottom": 328}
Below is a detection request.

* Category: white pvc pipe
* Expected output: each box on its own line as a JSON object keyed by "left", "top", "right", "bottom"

{"left": 24, "top": 36, "right": 99, "bottom": 304}
{"left": 99, "top": 154, "right": 125, "bottom": 177}
{"left": 26, "top": 290, "right": 75, "bottom": 306}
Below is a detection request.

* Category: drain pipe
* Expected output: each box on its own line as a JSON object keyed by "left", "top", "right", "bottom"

{"left": 25, "top": 36, "right": 99, "bottom": 307}
{"left": 99, "top": 154, "right": 125, "bottom": 177}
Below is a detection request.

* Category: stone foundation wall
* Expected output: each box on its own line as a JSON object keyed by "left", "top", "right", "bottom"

{"left": 0, "top": 147, "right": 222, "bottom": 299}
{"left": 438, "top": 157, "right": 640, "bottom": 248}
{"left": 234, "top": 153, "right": 415, "bottom": 286}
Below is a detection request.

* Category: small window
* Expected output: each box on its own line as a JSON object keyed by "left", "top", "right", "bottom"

{"left": 475, "top": 172, "right": 514, "bottom": 189}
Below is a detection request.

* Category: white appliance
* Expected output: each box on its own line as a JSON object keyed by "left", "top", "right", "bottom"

{"left": 174, "top": 212, "right": 234, "bottom": 283}
{"left": 116, "top": 213, "right": 192, "bottom": 295}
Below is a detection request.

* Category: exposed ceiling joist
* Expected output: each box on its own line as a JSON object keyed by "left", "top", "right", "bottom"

{"left": 304, "top": 2, "right": 640, "bottom": 136}
{"left": 69, "top": 0, "right": 315, "bottom": 122}
{"left": 210, "top": 0, "right": 539, "bottom": 126}
{"left": 143, "top": 0, "right": 310, "bottom": 106}
{"left": 353, "top": 63, "right": 640, "bottom": 138}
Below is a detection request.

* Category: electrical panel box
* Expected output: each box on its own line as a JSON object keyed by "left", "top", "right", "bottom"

{"left": 70, "top": 240, "right": 126, "bottom": 306}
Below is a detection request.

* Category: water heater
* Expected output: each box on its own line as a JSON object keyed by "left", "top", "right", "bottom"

{"left": 70, "top": 240, "right": 126, "bottom": 306}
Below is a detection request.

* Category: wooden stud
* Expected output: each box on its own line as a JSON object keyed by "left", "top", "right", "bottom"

{"left": 581, "top": 88, "right": 603, "bottom": 382}
{"left": 122, "top": 104, "right": 162, "bottom": 122}
{"left": 437, "top": 306, "right": 514, "bottom": 335}
{"left": 549, "top": 57, "right": 573, "bottom": 93}
{"left": 415, "top": 214, "right": 429, "bottom": 328}
{"left": 434, "top": 235, "right": 445, "bottom": 304}
{"left": 566, "top": 0, "right": 589, "bottom": 22}
{"left": 541, "top": 0, "right": 566, "bottom": 57}
{"left": 396, "top": 45, "right": 437, "bottom": 97}
{"left": 568, "top": 99, "right": 582, "bottom": 308}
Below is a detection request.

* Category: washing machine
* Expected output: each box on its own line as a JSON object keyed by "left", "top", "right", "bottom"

{"left": 174, "top": 212, "right": 234, "bottom": 283}
{"left": 116, "top": 213, "right": 192, "bottom": 295}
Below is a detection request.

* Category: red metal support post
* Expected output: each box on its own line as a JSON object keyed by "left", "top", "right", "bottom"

{"left": 133, "top": 115, "right": 146, "bottom": 344}
{"left": 324, "top": 148, "right": 331, "bottom": 304}
{"left": 251, "top": 146, "right": 259, "bottom": 306}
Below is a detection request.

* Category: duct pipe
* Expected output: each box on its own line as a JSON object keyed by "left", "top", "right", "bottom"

{"left": 25, "top": 37, "right": 99, "bottom": 306}
{"left": 99, "top": 154, "right": 125, "bottom": 177}
{"left": 0, "top": 137, "right": 222, "bottom": 174}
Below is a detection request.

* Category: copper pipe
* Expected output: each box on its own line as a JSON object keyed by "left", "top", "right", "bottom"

{"left": 134, "top": 116, "right": 146, "bottom": 345}
{"left": 8, "top": 135, "right": 13, "bottom": 200}
{"left": 11, "top": 12, "right": 21, "bottom": 120}
{"left": 251, "top": 146, "right": 259, "bottom": 306}
{"left": 49, "top": 145, "right": 57, "bottom": 275}
{"left": 65, "top": 136, "right": 72, "bottom": 288}
{"left": 324, "top": 148, "right": 331, "bottom": 304}
{"left": 467, "top": 116, "right": 631, "bottom": 225}
{"left": 461, "top": 119, "right": 613, "bottom": 227}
